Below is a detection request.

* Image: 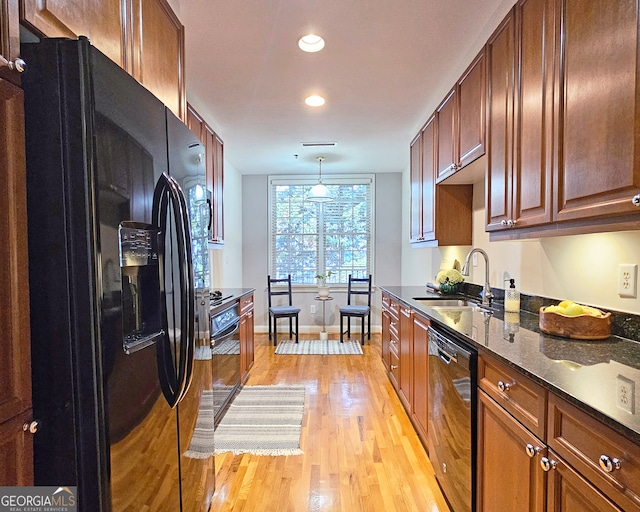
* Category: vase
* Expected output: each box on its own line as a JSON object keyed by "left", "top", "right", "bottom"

{"left": 318, "top": 286, "right": 330, "bottom": 297}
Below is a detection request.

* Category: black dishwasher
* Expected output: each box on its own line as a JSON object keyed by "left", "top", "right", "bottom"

{"left": 427, "top": 325, "right": 477, "bottom": 512}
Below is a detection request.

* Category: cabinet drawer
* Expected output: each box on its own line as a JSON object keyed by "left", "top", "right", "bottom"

{"left": 548, "top": 394, "right": 640, "bottom": 512}
{"left": 478, "top": 352, "right": 547, "bottom": 439}
{"left": 240, "top": 294, "right": 254, "bottom": 314}
{"left": 388, "top": 296, "right": 400, "bottom": 321}
{"left": 389, "top": 349, "right": 400, "bottom": 388}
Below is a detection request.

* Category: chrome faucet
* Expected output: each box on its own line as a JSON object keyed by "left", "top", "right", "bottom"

{"left": 461, "top": 248, "right": 494, "bottom": 306}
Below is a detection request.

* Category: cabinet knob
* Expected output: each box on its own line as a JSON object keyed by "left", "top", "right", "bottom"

{"left": 391, "top": 365, "right": 398, "bottom": 370}
{"left": 497, "top": 380, "right": 514, "bottom": 392}
{"left": 525, "top": 444, "right": 541, "bottom": 458}
{"left": 22, "top": 420, "right": 40, "bottom": 434}
{"left": 1, "top": 56, "right": 26, "bottom": 73}
{"left": 598, "top": 455, "right": 621, "bottom": 472}
{"left": 632, "top": 194, "right": 640, "bottom": 206}
{"left": 540, "top": 456, "right": 557, "bottom": 472}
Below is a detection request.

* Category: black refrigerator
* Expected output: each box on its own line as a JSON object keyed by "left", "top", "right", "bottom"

{"left": 21, "top": 37, "right": 215, "bottom": 511}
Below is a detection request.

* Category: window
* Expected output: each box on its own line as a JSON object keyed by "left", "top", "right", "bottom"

{"left": 269, "top": 176, "right": 374, "bottom": 285}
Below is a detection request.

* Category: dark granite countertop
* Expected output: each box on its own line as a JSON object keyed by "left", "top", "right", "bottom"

{"left": 381, "top": 285, "right": 640, "bottom": 444}
{"left": 209, "top": 288, "right": 255, "bottom": 315}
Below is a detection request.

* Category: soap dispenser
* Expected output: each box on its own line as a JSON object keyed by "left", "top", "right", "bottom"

{"left": 505, "top": 278, "right": 520, "bottom": 313}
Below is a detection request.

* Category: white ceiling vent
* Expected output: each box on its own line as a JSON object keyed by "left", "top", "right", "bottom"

{"left": 300, "top": 141, "right": 338, "bottom": 148}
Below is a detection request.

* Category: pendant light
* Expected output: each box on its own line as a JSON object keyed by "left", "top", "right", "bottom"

{"left": 307, "top": 156, "right": 333, "bottom": 202}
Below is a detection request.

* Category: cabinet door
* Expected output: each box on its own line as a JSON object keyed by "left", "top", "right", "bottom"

{"left": 21, "top": 0, "right": 124, "bottom": 68}
{"left": 381, "top": 308, "right": 391, "bottom": 371}
{"left": 409, "top": 131, "right": 423, "bottom": 242}
{"left": 0, "top": 79, "right": 32, "bottom": 485}
{"left": 546, "top": 449, "right": 624, "bottom": 512}
{"left": 554, "top": 0, "right": 640, "bottom": 221}
{"left": 458, "top": 49, "right": 486, "bottom": 168}
{"left": 420, "top": 117, "right": 437, "bottom": 241}
{"left": 398, "top": 305, "right": 412, "bottom": 411}
{"left": 211, "top": 133, "right": 224, "bottom": 244}
{"left": 477, "top": 390, "right": 546, "bottom": 512}
{"left": 513, "top": 0, "right": 554, "bottom": 228}
{"left": 130, "top": 0, "right": 185, "bottom": 119}
{"left": 0, "top": 0, "right": 22, "bottom": 85}
{"left": 436, "top": 88, "right": 457, "bottom": 181}
{"left": 411, "top": 313, "right": 429, "bottom": 444}
{"left": 486, "top": 9, "right": 516, "bottom": 231}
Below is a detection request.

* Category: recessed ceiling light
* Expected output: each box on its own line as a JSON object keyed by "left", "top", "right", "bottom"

{"left": 298, "top": 34, "right": 325, "bottom": 53}
{"left": 305, "top": 95, "right": 325, "bottom": 107}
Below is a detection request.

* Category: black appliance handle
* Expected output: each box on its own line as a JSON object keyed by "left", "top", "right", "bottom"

{"left": 152, "top": 173, "right": 195, "bottom": 408}
{"left": 206, "top": 197, "right": 212, "bottom": 232}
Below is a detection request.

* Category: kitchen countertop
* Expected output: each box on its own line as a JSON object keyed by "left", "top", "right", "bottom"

{"left": 209, "top": 288, "right": 255, "bottom": 315}
{"left": 381, "top": 286, "right": 640, "bottom": 444}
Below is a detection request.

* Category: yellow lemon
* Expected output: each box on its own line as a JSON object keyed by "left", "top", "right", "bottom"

{"left": 558, "top": 299, "right": 574, "bottom": 308}
{"left": 563, "top": 303, "right": 584, "bottom": 316}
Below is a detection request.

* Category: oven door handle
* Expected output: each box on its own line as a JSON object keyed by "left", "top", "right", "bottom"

{"left": 211, "top": 320, "right": 240, "bottom": 346}
{"left": 438, "top": 348, "right": 457, "bottom": 364}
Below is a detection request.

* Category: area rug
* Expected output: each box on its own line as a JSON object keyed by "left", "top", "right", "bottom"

{"left": 275, "top": 339, "right": 363, "bottom": 355}
{"left": 213, "top": 385, "right": 305, "bottom": 456}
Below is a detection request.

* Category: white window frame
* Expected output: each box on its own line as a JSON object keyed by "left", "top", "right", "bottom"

{"left": 268, "top": 174, "right": 375, "bottom": 288}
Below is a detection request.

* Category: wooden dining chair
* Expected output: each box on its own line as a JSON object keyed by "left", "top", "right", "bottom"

{"left": 339, "top": 274, "right": 372, "bottom": 345}
{"left": 267, "top": 274, "right": 301, "bottom": 346}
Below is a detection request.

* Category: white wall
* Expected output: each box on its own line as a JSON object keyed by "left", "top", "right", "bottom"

{"left": 401, "top": 168, "right": 640, "bottom": 315}
{"left": 242, "top": 173, "right": 402, "bottom": 334}
{"left": 209, "top": 159, "right": 243, "bottom": 289}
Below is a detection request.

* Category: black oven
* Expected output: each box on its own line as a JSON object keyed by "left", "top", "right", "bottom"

{"left": 427, "top": 325, "right": 477, "bottom": 512}
{"left": 210, "top": 302, "right": 241, "bottom": 422}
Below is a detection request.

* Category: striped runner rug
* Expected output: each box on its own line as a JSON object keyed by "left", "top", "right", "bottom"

{"left": 213, "top": 385, "right": 305, "bottom": 456}
{"left": 275, "top": 339, "right": 363, "bottom": 355}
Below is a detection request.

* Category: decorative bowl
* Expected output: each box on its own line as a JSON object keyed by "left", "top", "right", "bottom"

{"left": 538, "top": 307, "right": 611, "bottom": 340}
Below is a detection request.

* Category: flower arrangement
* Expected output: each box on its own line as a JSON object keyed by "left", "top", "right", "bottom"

{"left": 436, "top": 269, "right": 464, "bottom": 293}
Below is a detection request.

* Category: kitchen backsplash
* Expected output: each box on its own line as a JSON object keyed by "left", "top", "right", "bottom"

{"left": 459, "top": 283, "right": 640, "bottom": 342}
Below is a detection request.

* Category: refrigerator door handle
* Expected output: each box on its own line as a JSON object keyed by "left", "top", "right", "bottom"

{"left": 206, "top": 197, "right": 212, "bottom": 232}
{"left": 152, "top": 173, "right": 195, "bottom": 408}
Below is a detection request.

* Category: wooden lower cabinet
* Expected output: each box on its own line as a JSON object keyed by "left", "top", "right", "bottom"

{"left": 398, "top": 305, "right": 413, "bottom": 411}
{"left": 411, "top": 313, "right": 429, "bottom": 444}
{"left": 477, "top": 390, "right": 546, "bottom": 512}
{"left": 546, "top": 449, "right": 624, "bottom": 512}
{"left": 240, "top": 295, "right": 254, "bottom": 383}
{"left": 381, "top": 308, "right": 391, "bottom": 371}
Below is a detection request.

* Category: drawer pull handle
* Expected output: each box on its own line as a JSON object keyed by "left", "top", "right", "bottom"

{"left": 498, "top": 380, "right": 514, "bottom": 392}
{"left": 632, "top": 193, "right": 640, "bottom": 206}
{"left": 525, "top": 444, "right": 541, "bottom": 458}
{"left": 540, "top": 457, "right": 557, "bottom": 472}
{"left": 22, "top": 420, "right": 40, "bottom": 434}
{"left": 599, "top": 455, "right": 621, "bottom": 473}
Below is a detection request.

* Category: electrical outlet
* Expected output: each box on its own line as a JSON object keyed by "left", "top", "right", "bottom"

{"left": 310, "top": 304, "right": 316, "bottom": 314}
{"left": 618, "top": 264, "right": 638, "bottom": 298}
{"left": 616, "top": 374, "right": 635, "bottom": 414}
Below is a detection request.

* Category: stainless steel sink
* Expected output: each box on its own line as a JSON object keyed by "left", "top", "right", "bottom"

{"left": 412, "top": 297, "right": 495, "bottom": 313}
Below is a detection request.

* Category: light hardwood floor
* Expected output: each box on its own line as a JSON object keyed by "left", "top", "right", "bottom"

{"left": 209, "top": 333, "right": 450, "bottom": 512}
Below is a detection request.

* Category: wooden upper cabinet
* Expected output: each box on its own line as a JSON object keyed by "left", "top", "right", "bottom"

{"left": 436, "top": 88, "right": 457, "bottom": 181}
{"left": 553, "top": 0, "right": 640, "bottom": 222}
{"left": 129, "top": 0, "right": 185, "bottom": 119}
{"left": 21, "top": 0, "right": 185, "bottom": 119}
{"left": 436, "top": 49, "right": 486, "bottom": 183}
{"left": 21, "top": 0, "right": 125, "bottom": 67}
{"left": 409, "top": 131, "right": 423, "bottom": 242}
{"left": 0, "top": 0, "right": 23, "bottom": 85}
{"left": 187, "top": 103, "right": 224, "bottom": 245}
{"left": 486, "top": 9, "right": 516, "bottom": 231}
{"left": 0, "top": 78, "right": 33, "bottom": 485}
{"left": 458, "top": 49, "right": 486, "bottom": 169}
{"left": 487, "top": 0, "right": 553, "bottom": 232}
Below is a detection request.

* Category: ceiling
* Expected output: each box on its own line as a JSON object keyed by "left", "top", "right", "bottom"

{"left": 175, "top": 0, "right": 513, "bottom": 177}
